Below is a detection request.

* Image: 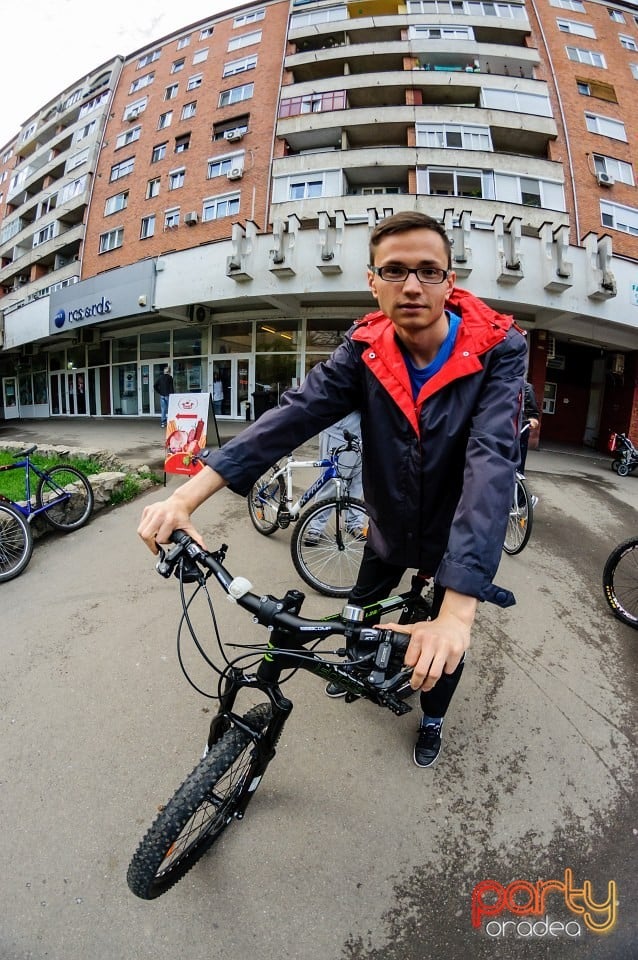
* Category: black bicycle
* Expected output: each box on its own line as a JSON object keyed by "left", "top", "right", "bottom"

{"left": 126, "top": 530, "right": 433, "bottom": 900}
{"left": 602, "top": 537, "right": 638, "bottom": 629}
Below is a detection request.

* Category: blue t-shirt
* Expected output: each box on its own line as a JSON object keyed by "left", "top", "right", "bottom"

{"left": 401, "top": 310, "right": 461, "bottom": 400}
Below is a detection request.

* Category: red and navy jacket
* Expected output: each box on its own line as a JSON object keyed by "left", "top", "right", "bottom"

{"left": 201, "top": 287, "right": 527, "bottom": 606}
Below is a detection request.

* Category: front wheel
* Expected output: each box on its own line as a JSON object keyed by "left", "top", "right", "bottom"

{"left": 127, "top": 703, "right": 272, "bottom": 900}
{"left": 602, "top": 538, "right": 638, "bottom": 629}
{"left": 247, "top": 467, "right": 284, "bottom": 535}
{"left": 291, "top": 496, "right": 369, "bottom": 597}
{"left": 36, "top": 465, "right": 94, "bottom": 531}
{"left": 503, "top": 476, "right": 533, "bottom": 556}
{"left": 0, "top": 503, "right": 34, "bottom": 582}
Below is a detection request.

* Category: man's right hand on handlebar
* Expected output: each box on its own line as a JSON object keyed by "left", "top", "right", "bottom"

{"left": 137, "top": 465, "right": 228, "bottom": 554}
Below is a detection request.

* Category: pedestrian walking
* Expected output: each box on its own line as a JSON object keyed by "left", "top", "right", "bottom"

{"left": 154, "top": 366, "right": 174, "bottom": 428}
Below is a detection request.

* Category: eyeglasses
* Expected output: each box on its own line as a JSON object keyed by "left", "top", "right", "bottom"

{"left": 369, "top": 265, "right": 449, "bottom": 284}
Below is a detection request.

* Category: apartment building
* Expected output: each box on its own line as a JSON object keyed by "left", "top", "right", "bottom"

{"left": 0, "top": 0, "right": 636, "bottom": 451}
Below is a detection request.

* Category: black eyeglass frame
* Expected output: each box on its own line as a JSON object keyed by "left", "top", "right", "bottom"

{"left": 368, "top": 265, "right": 450, "bottom": 284}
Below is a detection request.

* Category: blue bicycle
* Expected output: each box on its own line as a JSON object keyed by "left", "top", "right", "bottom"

{"left": 247, "top": 432, "right": 368, "bottom": 597}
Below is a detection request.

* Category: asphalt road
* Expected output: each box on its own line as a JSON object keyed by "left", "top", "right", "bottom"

{"left": 1, "top": 457, "right": 637, "bottom": 960}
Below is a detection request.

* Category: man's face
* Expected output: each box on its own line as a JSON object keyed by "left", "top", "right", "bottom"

{"left": 367, "top": 228, "right": 456, "bottom": 339}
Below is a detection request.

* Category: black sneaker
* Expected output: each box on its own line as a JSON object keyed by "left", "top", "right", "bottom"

{"left": 325, "top": 681, "right": 347, "bottom": 698}
{"left": 413, "top": 723, "right": 442, "bottom": 768}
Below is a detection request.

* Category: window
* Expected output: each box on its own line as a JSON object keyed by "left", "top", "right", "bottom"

{"left": 279, "top": 91, "right": 346, "bottom": 117}
{"left": 146, "top": 177, "right": 161, "bottom": 198}
{"left": 566, "top": 46, "right": 606, "bottom": 67}
{"left": 182, "top": 102, "right": 197, "bottom": 120}
{"left": 187, "top": 74, "right": 203, "bottom": 91}
{"left": 557, "top": 18, "right": 596, "bottom": 37}
{"left": 75, "top": 119, "right": 98, "bottom": 142}
{"left": 593, "top": 154, "right": 634, "bottom": 185}
{"left": 58, "top": 176, "right": 87, "bottom": 203}
{"left": 223, "top": 55, "right": 258, "bottom": 77}
{"left": 168, "top": 168, "right": 185, "bottom": 190}
{"left": 193, "top": 48, "right": 209, "bottom": 64}
{"left": 140, "top": 215, "right": 156, "bottom": 239}
{"left": 585, "top": 112, "right": 627, "bottom": 140}
{"left": 99, "top": 228, "right": 124, "bottom": 252}
{"left": 67, "top": 148, "right": 90, "bottom": 171}
{"left": 213, "top": 118, "right": 249, "bottom": 140}
{"left": 33, "top": 222, "right": 56, "bottom": 247}
{"left": 481, "top": 88, "right": 553, "bottom": 116}
{"left": 425, "top": 167, "right": 491, "bottom": 199}
{"left": 543, "top": 382, "right": 557, "bottom": 415}
{"left": 202, "top": 193, "right": 241, "bottom": 221}
{"left": 233, "top": 8, "right": 265, "bottom": 26}
{"left": 164, "top": 209, "right": 180, "bottom": 228}
{"left": 105, "top": 191, "right": 128, "bottom": 215}
{"left": 608, "top": 8, "right": 625, "bottom": 22}
{"left": 631, "top": 63, "right": 638, "bottom": 79}
{"left": 177, "top": 35, "right": 191, "bottom": 49}
{"left": 138, "top": 49, "right": 161, "bottom": 68}
{"left": 600, "top": 200, "right": 638, "bottom": 235}
{"left": 227, "top": 30, "right": 262, "bottom": 51}
{"left": 175, "top": 134, "right": 191, "bottom": 153}
{"left": 620, "top": 35, "right": 638, "bottom": 51}
{"left": 124, "top": 98, "right": 147, "bottom": 121}
{"left": 207, "top": 153, "right": 244, "bottom": 178}
{"left": 158, "top": 111, "right": 173, "bottom": 130}
{"left": 115, "top": 125, "right": 141, "bottom": 148}
{"left": 576, "top": 77, "right": 617, "bottom": 101}
{"left": 417, "top": 122, "right": 492, "bottom": 150}
{"left": 110, "top": 156, "right": 135, "bottom": 181}
{"left": 410, "top": 24, "right": 474, "bottom": 39}
{"left": 171, "top": 58, "right": 185, "bottom": 73}
{"left": 200, "top": 26, "right": 214, "bottom": 38}
{"left": 290, "top": 5, "right": 346, "bottom": 27}
{"left": 289, "top": 178, "right": 324, "bottom": 200}
{"left": 165, "top": 83, "right": 179, "bottom": 100}
{"left": 549, "top": 0, "right": 584, "bottom": 9}
{"left": 219, "top": 83, "right": 254, "bottom": 107}
{"left": 130, "top": 72, "right": 154, "bottom": 93}
{"left": 151, "top": 142, "right": 168, "bottom": 162}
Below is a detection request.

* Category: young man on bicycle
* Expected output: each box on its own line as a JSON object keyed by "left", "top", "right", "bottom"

{"left": 139, "top": 211, "right": 526, "bottom": 768}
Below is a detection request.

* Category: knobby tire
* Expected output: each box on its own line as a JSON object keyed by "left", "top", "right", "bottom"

{"left": 127, "top": 703, "right": 272, "bottom": 900}
{"left": 602, "top": 537, "right": 638, "bottom": 629}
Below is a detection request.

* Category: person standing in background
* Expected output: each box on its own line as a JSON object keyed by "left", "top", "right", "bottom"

{"left": 303, "top": 411, "right": 364, "bottom": 547}
{"left": 154, "top": 365, "right": 174, "bottom": 428}
{"left": 212, "top": 373, "right": 224, "bottom": 416}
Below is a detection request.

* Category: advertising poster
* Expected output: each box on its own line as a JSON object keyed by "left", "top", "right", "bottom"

{"left": 164, "top": 393, "right": 214, "bottom": 476}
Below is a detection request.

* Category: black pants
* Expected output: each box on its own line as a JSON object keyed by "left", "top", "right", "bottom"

{"left": 519, "top": 431, "right": 530, "bottom": 474}
{"left": 349, "top": 545, "right": 465, "bottom": 718}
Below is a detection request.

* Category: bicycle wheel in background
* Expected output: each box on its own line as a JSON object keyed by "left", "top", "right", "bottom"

{"left": 247, "top": 467, "right": 284, "bottom": 535}
{"left": 291, "top": 496, "right": 369, "bottom": 597}
{"left": 36, "top": 465, "right": 94, "bottom": 532}
{"left": 127, "top": 703, "right": 272, "bottom": 900}
{"left": 602, "top": 537, "right": 638, "bottom": 629}
{"left": 0, "top": 502, "right": 34, "bottom": 582}
{"left": 503, "top": 475, "right": 533, "bottom": 556}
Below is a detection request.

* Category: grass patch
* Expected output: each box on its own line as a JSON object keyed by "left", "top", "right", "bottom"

{"left": 0, "top": 451, "right": 104, "bottom": 502}
{"left": 110, "top": 472, "right": 163, "bottom": 505}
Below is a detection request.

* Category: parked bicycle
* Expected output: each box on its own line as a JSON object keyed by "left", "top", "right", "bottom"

{"left": 602, "top": 537, "right": 638, "bottom": 629}
{"left": 127, "top": 530, "right": 434, "bottom": 900}
{"left": 502, "top": 470, "right": 534, "bottom": 556}
{"left": 247, "top": 431, "right": 369, "bottom": 597}
{"left": 0, "top": 445, "right": 94, "bottom": 581}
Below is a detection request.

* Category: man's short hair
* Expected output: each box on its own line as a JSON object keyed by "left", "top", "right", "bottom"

{"left": 369, "top": 211, "right": 452, "bottom": 269}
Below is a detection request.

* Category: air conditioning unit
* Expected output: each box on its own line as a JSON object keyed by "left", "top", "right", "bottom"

{"left": 79, "top": 328, "right": 99, "bottom": 345}
{"left": 127, "top": 108, "right": 140, "bottom": 121}
{"left": 227, "top": 167, "right": 244, "bottom": 181}
{"left": 546, "top": 334, "right": 556, "bottom": 361}
{"left": 184, "top": 211, "right": 199, "bottom": 225}
{"left": 224, "top": 129, "right": 244, "bottom": 142}
{"left": 596, "top": 172, "right": 615, "bottom": 187}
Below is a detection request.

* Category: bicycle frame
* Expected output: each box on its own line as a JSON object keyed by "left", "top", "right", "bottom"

{"left": 0, "top": 454, "right": 69, "bottom": 522}
{"left": 274, "top": 455, "right": 347, "bottom": 519}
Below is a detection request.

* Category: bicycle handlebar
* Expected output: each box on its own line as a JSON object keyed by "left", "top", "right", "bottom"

{"left": 156, "top": 530, "right": 412, "bottom": 693}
